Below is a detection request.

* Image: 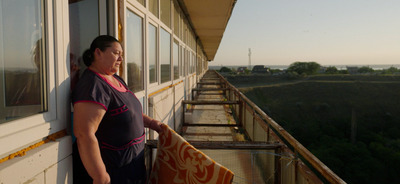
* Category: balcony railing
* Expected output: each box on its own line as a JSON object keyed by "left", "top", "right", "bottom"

{"left": 214, "top": 70, "right": 345, "bottom": 184}
{"left": 146, "top": 70, "right": 346, "bottom": 184}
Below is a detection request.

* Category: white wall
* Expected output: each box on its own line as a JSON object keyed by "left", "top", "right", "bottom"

{"left": 0, "top": 0, "right": 73, "bottom": 183}
{"left": 0, "top": 137, "right": 73, "bottom": 183}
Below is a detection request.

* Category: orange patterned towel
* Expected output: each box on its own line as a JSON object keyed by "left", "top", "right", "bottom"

{"left": 149, "top": 124, "right": 234, "bottom": 184}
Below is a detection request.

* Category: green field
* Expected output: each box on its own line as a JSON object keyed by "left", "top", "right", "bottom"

{"left": 227, "top": 74, "right": 400, "bottom": 184}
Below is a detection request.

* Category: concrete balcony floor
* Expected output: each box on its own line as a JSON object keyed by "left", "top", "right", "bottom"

{"left": 181, "top": 76, "right": 270, "bottom": 184}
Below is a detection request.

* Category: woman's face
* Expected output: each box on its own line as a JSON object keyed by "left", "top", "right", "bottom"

{"left": 97, "top": 42, "right": 123, "bottom": 74}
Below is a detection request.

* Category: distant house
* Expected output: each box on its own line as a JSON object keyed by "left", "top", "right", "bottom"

{"left": 319, "top": 66, "right": 327, "bottom": 73}
{"left": 252, "top": 65, "right": 270, "bottom": 74}
{"left": 237, "top": 67, "right": 247, "bottom": 73}
{"left": 347, "top": 67, "right": 359, "bottom": 74}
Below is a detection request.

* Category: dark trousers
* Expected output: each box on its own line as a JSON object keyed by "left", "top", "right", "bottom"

{"left": 73, "top": 142, "right": 146, "bottom": 184}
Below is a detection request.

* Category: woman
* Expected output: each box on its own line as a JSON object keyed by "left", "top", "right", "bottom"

{"left": 72, "top": 35, "right": 162, "bottom": 184}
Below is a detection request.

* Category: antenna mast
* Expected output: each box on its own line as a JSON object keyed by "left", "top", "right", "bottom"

{"left": 248, "top": 48, "right": 252, "bottom": 69}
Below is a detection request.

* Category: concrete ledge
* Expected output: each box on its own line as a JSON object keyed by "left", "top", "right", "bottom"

{"left": 0, "top": 136, "right": 72, "bottom": 183}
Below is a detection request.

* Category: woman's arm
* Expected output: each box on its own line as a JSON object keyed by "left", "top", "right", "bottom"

{"left": 73, "top": 102, "right": 110, "bottom": 184}
{"left": 143, "top": 114, "right": 163, "bottom": 133}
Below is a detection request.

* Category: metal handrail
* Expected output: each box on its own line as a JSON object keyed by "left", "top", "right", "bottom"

{"left": 214, "top": 70, "right": 346, "bottom": 184}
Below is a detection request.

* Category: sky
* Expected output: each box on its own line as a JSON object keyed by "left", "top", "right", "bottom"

{"left": 212, "top": 0, "right": 400, "bottom": 66}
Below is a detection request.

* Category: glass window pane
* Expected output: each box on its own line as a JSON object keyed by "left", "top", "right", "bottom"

{"left": 126, "top": 10, "right": 144, "bottom": 92}
{"left": 180, "top": 46, "right": 184, "bottom": 77}
{"left": 149, "top": 0, "right": 159, "bottom": 17}
{"left": 179, "top": 13, "right": 183, "bottom": 39}
{"left": 0, "top": 0, "right": 46, "bottom": 123}
{"left": 173, "top": 40, "right": 179, "bottom": 80}
{"left": 160, "top": 0, "right": 170, "bottom": 28}
{"left": 188, "top": 52, "right": 191, "bottom": 74}
{"left": 69, "top": 0, "right": 99, "bottom": 90}
{"left": 160, "top": 28, "right": 170, "bottom": 83}
{"left": 173, "top": 2, "right": 179, "bottom": 35}
{"left": 192, "top": 54, "right": 195, "bottom": 73}
{"left": 137, "top": 0, "right": 145, "bottom": 6}
{"left": 149, "top": 24, "right": 157, "bottom": 84}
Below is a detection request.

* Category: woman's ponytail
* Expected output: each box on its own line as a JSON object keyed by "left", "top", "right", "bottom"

{"left": 82, "top": 49, "right": 94, "bottom": 67}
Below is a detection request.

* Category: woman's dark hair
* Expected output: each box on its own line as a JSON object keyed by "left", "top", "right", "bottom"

{"left": 82, "top": 35, "right": 120, "bottom": 66}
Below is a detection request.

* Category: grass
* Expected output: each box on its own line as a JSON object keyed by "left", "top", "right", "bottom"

{"left": 227, "top": 74, "right": 400, "bottom": 184}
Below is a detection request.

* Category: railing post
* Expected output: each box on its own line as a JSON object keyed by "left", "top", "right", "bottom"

{"left": 227, "top": 87, "right": 230, "bottom": 101}
{"left": 182, "top": 101, "right": 186, "bottom": 126}
{"left": 275, "top": 147, "right": 282, "bottom": 184}
{"left": 294, "top": 150, "right": 299, "bottom": 183}
{"left": 239, "top": 96, "right": 243, "bottom": 127}
{"left": 267, "top": 124, "right": 271, "bottom": 142}
{"left": 145, "top": 144, "right": 153, "bottom": 181}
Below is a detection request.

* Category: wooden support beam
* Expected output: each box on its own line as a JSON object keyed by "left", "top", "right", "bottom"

{"left": 182, "top": 100, "right": 239, "bottom": 105}
{"left": 195, "top": 92, "right": 223, "bottom": 96}
{"left": 197, "top": 82, "right": 223, "bottom": 85}
{"left": 200, "top": 78, "right": 220, "bottom": 80}
{"left": 182, "top": 123, "right": 239, "bottom": 127}
{"left": 192, "top": 88, "right": 228, "bottom": 91}
{"left": 146, "top": 140, "right": 283, "bottom": 150}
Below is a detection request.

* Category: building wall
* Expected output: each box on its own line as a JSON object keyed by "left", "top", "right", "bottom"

{"left": 0, "top": 137, "right": 72, "bottom": 183}
{"left": 0, "top": 0, "right": 73, "bottom": 183}
{"left": 0, "top": 0, "right": 210, "bottom": 183}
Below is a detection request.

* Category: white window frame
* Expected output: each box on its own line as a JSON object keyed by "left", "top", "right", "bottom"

{"left": 147, "top": 20, "right": 159, "bottom": 89}
{"left": 0, "top": 0, "right": 69, "bottom": 157}
{"left": 172, "top": 39, "right": 180, "bottom": 82}
{"left": 125, "top": 4, "right": 146, "bottom": 98}
{"left": 159, "top": 27, "right": 172, "bottom": 85}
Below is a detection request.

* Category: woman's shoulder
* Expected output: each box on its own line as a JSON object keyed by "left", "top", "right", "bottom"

{"left": 71, "top": 69, "right": 112, "bottom": 105}
{"left": 76, "top": 70, "right": 97, "bottom": 85}
{"left": 73, "top": 70, "right": 108, "bottom": 93}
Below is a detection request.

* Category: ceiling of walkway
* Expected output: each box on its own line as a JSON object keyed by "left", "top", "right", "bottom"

{"left": 178, "top": 0, "right": 237, "bottom": 61}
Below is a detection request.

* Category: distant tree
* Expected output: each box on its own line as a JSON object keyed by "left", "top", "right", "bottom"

{"left": 358, "top": 66, "right": 374, "bottom": 73}
{"left": 219, "top": 67, "right": 232, "bottom": 73}
{"left": 270, "top": 69, "right": 283, "bottom": 74}
{"left": 325, "top": 66, "right": 339, "bottom": 74}
{"left": 287, "top": 61, "right": 321, "bottom": 75}
{"left": 382, "top": 66, "right": 399, "bottom": 74}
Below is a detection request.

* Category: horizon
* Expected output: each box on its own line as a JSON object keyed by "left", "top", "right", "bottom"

{"left": 210, "top": 63, "right": 400, "bottom": 67}
{"left": 209, "top": 63, "right": 400, "bottom": 70}
{"left": 213, "top": 1, "right": 400, "bottom": 66}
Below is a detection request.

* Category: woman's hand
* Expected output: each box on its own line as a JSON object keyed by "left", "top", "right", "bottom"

{"left": 143, "top": 114, "right": 164, "bottom": 133}
{"left": 151, "top": 120, "right": 163, "bottom": 133}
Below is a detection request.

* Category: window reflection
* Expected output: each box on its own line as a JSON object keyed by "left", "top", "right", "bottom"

{"left": 149, "top": 0, "right": 158, "bottom": 17}
{"left": 126, "top": 10, "right": 144, "bottom": 92}
{"left": 69, "top": 0, "right": 100, "bottom": 90}
{"left": 136, "top": 0, "right": 145, "bottom": 6}
{"left": 173, "top": 1, "right": 179, "bottom": 36}
{"left": 173, "top": 40, "right": 179, "bottom": 80}
{"left": 180, "top": 46, "right": 184, "bottom": 77}
{"left": 0, "top": 0, "right": 46, "bottom": 123}
{"left": 149, "top": 24, "right": 157, "bottom": 84}
{"left": 160, "top": 0, "right": 171, "bottom": 28}
{"left": 160, "top": 28, "right": 171, "bottom": 83}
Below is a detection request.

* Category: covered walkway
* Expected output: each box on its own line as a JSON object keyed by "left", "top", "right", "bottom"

{"left": 181, "top": 71, "right": 279, "bottom": 184}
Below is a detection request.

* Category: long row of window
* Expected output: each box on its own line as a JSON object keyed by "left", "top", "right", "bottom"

{"left": 125, "top": 0, "right": 208, "bottom": 93}
{"left": 0, "top": 0, "right": 209, "bottom": 124}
